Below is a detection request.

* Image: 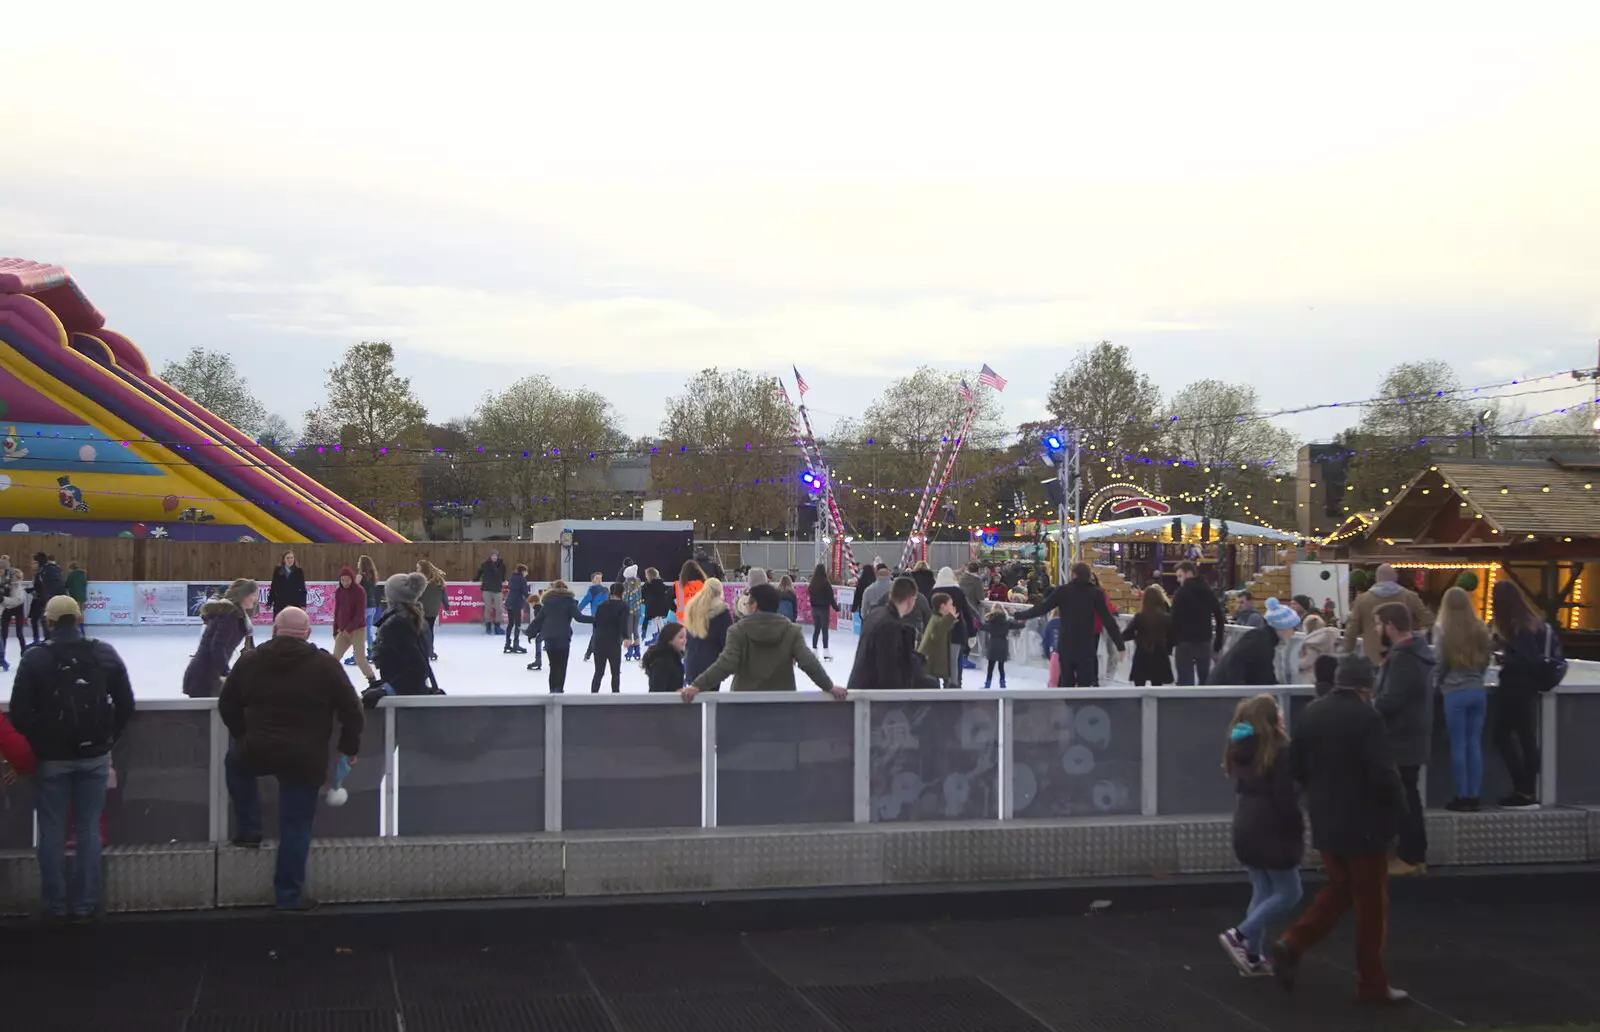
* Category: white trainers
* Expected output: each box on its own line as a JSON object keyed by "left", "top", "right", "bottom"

{"left": 823, "top": 652, "right": 833, "bottom": 661}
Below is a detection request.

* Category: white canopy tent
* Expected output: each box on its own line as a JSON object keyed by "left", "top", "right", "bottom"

{"left": 1074, "top": 513, "right": 1300, "bottom": 543}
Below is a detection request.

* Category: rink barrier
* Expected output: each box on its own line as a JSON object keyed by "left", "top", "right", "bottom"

{"left": 0, "top": 685, "right": 1597, "bottom": 913}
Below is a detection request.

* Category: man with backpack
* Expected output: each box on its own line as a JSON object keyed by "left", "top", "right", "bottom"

{"left": 8, "top": 595, "right": 135, "bottom": 921}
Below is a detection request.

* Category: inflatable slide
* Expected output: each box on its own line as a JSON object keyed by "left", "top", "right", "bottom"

{"left": 0, "top": 258, "right": 406, "bottom": 542}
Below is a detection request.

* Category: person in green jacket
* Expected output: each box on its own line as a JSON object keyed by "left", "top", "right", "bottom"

{"left": 680, "top": 584, "right": 848, "bottom": 700}
{"left": 64, "top": 561, "right": 88, "bottom": 608}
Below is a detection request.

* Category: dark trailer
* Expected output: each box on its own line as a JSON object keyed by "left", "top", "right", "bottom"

{"left": 529, "top": 519, "right": 696, "bottom": 585}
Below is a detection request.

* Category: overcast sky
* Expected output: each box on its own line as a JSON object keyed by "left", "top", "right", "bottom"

{"left": 6, "top": 2, "right": 1599, "bottom": 451}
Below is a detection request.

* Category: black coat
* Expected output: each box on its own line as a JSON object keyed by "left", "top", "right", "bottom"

{"left": 807, "top": 580, "right": 839, "bottom": 613}
{"left": 643, "top": 645, "right": 685, "bottom": 692}
{"left": 267, "top": 565, "right": 307, "bottom": 612}
{"left": 529, "top": 588, "right": 580, "bottom": 646}
{"left": 1170, "top": 578, "right": 1226, "bottom": 649}
{"left": 684, "top": 604, "right": 733, "bottom": 684}
{"left": 1496, "top": 622, "right": 1549, "bottom": 700}
{"left": 577, "top": 597, "right": 631, "bottom": 651}
{"left": 1292, "top": 688, "right": 1405, "bottom": 855}
{"left": 476, "top": 559, "right": 507, "bottom": 593}
{"left": 640, "top": 579, "right": 673, "bottom": 620}
{"left": 848, "top": 610, "right": 934, "bottom": 692}
{"left": 1207, "top": 625, "right": 1279, "bottom": 686}
{"left": 981, "top": 613, "right": 1022, "bottom": 663}
{"left": 1372, "top": 635, "right": 1435, "bottom": 767}
{"left": 850, "top": 568, "right": 877, "bottom": 613}
{"left": 1128, "top": 610, "right": 1174, "bottom": 686}
{"left": 372, "top": 609, "right": 434, "bottom": 695}
{"left": 1016, "top": 580, "right": 1124, "bottom": 656}
{"left": 911, "top": 568, "right": 936, "bottom": 601}
{"left": 219, "top": 636, "right": 364, "bottom": 787}
{"left": 9, "top": 626, "right": 135, "bottom": 761}
{"left": 1229, "top": 735, "right": 1305, "bottom": 871}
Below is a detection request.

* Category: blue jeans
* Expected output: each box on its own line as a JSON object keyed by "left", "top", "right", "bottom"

{"left": 226, "top": 748, "right": 320, "bottom": 907}
{"left": 365, "top": 606, "right": 379, "bottom": 648}
{"left": 35, "top": 753, "right": 111, "bottom": 917}
{"left": 1239, "top": 866, "right": 1303, "bottom": 960}
{"left": 1444, "top": 688, "right": 1488, "bottom": 799}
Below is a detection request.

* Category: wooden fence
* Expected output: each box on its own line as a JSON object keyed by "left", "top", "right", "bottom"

{"left": 0, "top": 535, "right": 561, "bottom": 583}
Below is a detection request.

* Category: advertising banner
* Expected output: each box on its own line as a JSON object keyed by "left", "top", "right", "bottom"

{"left": 134, "top": 583, "right": 191, "bottom": 625}
{"left": 83, "top": 582, "right": 135, "bottom": 626}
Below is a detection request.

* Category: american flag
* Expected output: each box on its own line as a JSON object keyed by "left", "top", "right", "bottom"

{"left": 776, "top": 380, "right": 792, "bottom": 406}
{"left": 979, "top": 364, "right": 1007, "bottom": 391}
{"left": 958, "top": 379, "right": 975, "bottom": 402}
{"left": 793, "top": 366, "right": 809, "bottom": 397}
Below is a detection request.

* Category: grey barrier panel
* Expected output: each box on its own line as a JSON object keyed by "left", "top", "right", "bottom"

{"left": 1426, "top": 691, "right": 1516, "bottom": 807}
{"left": 1010, "top": 698, "right": 1141, "bottom": 818}
{"left": 395, "top": 706, "right": 544, "bottom": 835}
{"left": 108, "top": 709, "right": 212, "bottom": 844}
{"left": 1556, "top": 694, "right": 1600, "bottom": 806}
{"left": 1156, "top": 696, "right": 1238, "bottom": 815}
{"left": 0, "top": 710, "right": 214, "bottom": 849}
{"left": 227, "top": 716, "right": 386, "bottom": 839}
{"left": 716, "top": 703, "right": 853, "bottom": 826}
{"left": 562, "top": 704, "right": 701, "bottom": 830}
{"left": 870, "top": 699, "right": 999, "bottom": 822}
{"left": 0, "top": 775, "right": 31, "bottom": 848}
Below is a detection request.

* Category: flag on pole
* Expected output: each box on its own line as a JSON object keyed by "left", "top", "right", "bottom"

{"left": 958, "top": 379, "right": 975, "bottom": 402}
{"left": 793, "top": 366, "right": 809, "bottom": 397}
{"left": 777, "top": 380, "right": 792, "bottom": 406}
{"left": 979, "top": 364, "right": 1008, "bottom": 391}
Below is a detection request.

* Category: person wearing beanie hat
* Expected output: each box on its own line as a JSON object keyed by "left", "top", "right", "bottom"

{"left": 933, "top": 566, "right": 980, "bottom": 672}
{"left": 1270, "top": 649, "right": 1407, "bottom": 1003}
{"left": 1209, "top": 599, "right": 1299, "bottom": 687}
{"left": 9, "top": 582, "right": 134, "bottom": 921}
{"left": 182, "top": 580, "right": 257, "bottom": 698}
{"left": 368, "top": 572, "right": 436, "bottom": 703}
{"left": 735, "top": 567, "right": 769, "bottom": 619}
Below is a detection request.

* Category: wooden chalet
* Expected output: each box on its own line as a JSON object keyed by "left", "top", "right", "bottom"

{"left": 1340, "top": 457, "right": 1600, "bottom": 652}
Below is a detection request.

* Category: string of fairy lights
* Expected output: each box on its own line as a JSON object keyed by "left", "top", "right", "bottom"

{"left": 10, "top": 365, "right": 1596, "bottom": 539}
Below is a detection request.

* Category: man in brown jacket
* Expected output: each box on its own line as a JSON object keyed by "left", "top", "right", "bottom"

{"left": 219, "top": 606, "right": 363, "bottom": 911}
{"left": 1341, "top": 565, "right": 1433, "bottom": 666}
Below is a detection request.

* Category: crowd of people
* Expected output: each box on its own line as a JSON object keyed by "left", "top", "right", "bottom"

{"left": 0, "top": 542, "right": 1568, "bottom": 934}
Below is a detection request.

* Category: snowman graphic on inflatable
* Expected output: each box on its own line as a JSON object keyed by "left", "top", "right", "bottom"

{"left": 56, "top": 475, "right": 90, "bottom": 513}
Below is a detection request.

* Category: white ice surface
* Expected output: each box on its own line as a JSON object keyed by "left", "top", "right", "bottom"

{"left": 6, "top": 624, "right": 1064, "bottom": 699}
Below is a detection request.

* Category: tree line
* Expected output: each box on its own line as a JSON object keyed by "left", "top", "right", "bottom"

{"left": 158, "top": 342, "right": 1562, "bottom": 540}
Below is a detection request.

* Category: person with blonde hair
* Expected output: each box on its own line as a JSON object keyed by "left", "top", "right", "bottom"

{"left": 1297, "top": 613, "right": 1340, "bottom": 680}
{"left": 683, "top": 578, "right": 731, "bottom": 684}
{"left": 1432, "top": 586, "right": 1491, "bottom": 811}
{"left": 1219, "top": 694, "right": 1302, "bottom": 977}
{"left": 416, "top": 560, "right": 450, "bottom": 660}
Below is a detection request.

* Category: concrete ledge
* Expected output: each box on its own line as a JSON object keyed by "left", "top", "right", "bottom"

{"left": 0, "top": 808, "right": 1594, "bottom": 914}
{"left": 564, "top": 827, "right": 884, "bottom": 897}
{"left": 218, "top": 836, "right": 565, "bottom": 907}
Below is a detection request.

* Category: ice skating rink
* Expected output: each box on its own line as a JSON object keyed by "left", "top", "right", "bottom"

{"left": 6, "top": 623, "right": 1074, "bottom": 699}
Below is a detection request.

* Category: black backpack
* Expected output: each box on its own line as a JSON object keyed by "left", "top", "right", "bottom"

{"left": 1532, "top": 622, "right": 1569, "bottom": 692}
{"left": 37, "top": 639, "right": 117, "bottom": 755}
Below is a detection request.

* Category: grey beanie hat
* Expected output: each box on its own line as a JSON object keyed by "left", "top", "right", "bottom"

{"left": 1335, "top": 653, "right": 1376, "bottom": 689}
{"left": 384, "top": 571, "right": 427, "bottom": 608}
{"left": 223, "top": 578, "right": 259, "bottom": 604}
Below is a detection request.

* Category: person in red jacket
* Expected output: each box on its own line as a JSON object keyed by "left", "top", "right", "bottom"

{"left": 0, "top": 709, "right": 35, "bottom": 782}
{"left": 330, "top": 566, "right": 374, "bottom": 682}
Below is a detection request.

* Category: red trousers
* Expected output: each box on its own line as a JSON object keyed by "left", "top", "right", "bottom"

{"left": 1281, "top": 851, "right": 1390, "bottom": 998}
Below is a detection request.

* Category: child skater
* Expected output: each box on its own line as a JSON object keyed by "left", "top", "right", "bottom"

{"left": 981, "top": 605, "right": 1024, "bottom": 689}
{"left": 1219, "top": 694, "right": 1304, "bottom": 977}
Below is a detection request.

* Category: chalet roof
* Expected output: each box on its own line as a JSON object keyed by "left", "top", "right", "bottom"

{"left": 1365, "top": 458, "right": 1600, "bottom": 546}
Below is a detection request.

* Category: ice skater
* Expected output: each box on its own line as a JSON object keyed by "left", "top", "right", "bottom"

{"left": 0, "top": 555, "right": 27, "bottom": 669}
{"left": 981, "top": 605, "right": 1023, "bottom": 689}
{"left": 504, "top": 564, "right": 531, "bottom": 654}
{"left": 622, "top": 567, "right": 643, "bottom": 660}
{"left": 576, "top": 581, "right": 631, "bottom": 693}
{"left": 417, "top": 560, "right": 450, "bottom": 661}
{"left": 526, "top": 580, "right": 579, "bottom": 692}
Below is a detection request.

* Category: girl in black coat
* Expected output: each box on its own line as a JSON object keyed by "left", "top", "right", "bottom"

{"left": 642, "top": 622, "right": 688, "bottom": 692}
{"left": 807, "top": 565, "right": 840, "bottom": 659}
{"left": 1219, "top": 694, "right": 1304, "bottom": 976}
{"left": 980, "top": 607, "right": 1023, "bottom": 689}
{"left": 369, "top": 572, "right": 438, "bottom": 704}
{"left": 1127, "top": 585, "right": 1175, "bottom": 686}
